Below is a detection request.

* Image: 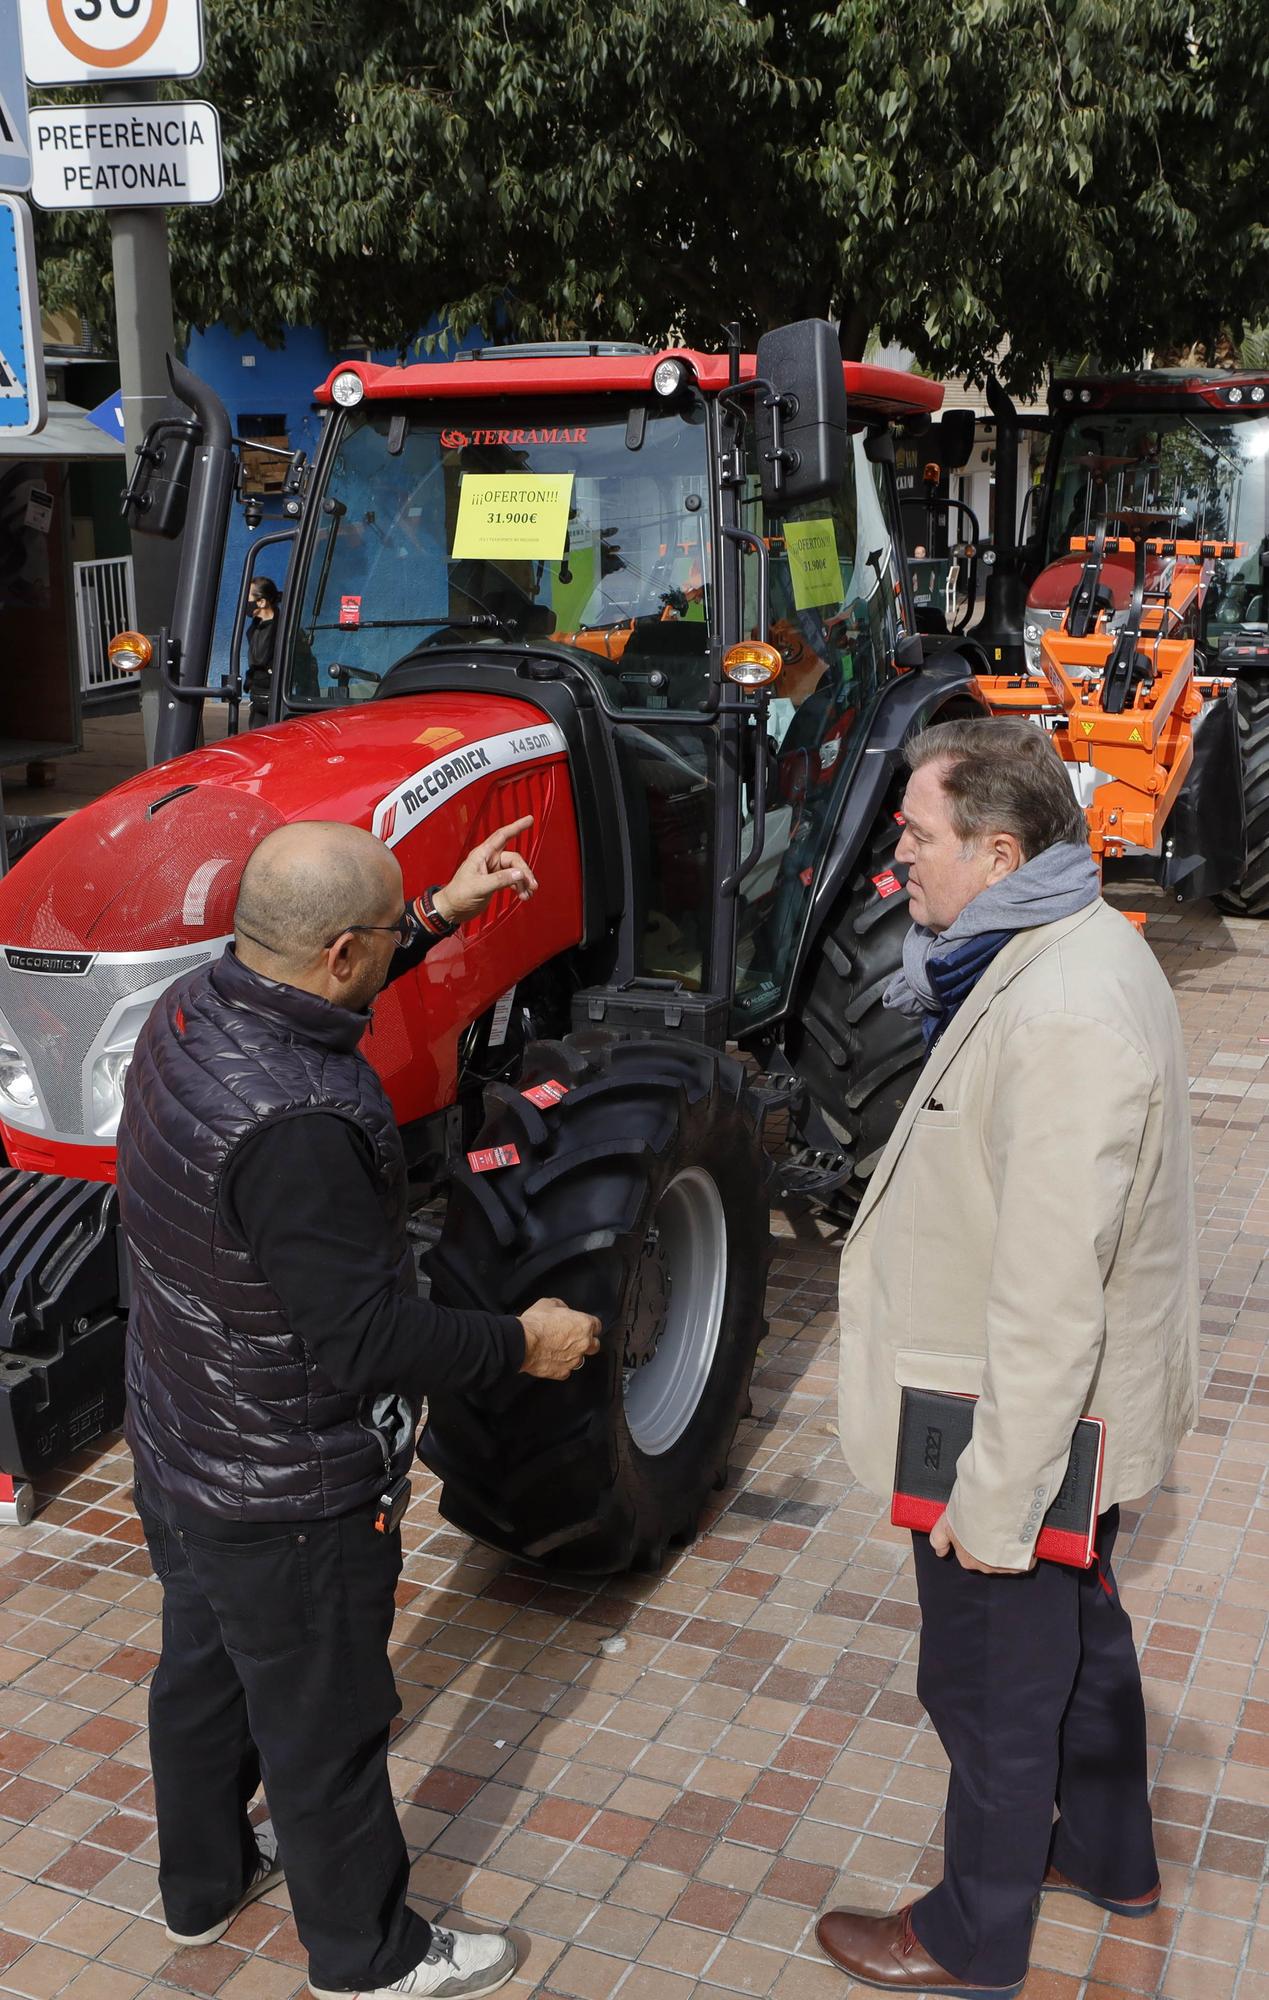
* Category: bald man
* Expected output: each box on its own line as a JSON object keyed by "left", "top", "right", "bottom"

{"left": 117, "top": 818, "right": 600, "bottom": 2000}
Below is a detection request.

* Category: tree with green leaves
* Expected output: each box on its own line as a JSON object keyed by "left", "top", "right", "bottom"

{"left": 34, "top": 0, "right": 1269, "bottom": 393}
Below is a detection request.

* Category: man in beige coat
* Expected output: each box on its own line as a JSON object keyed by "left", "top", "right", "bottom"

{"left": 816, "top": 718, "right": 1198, "bottom": 1999}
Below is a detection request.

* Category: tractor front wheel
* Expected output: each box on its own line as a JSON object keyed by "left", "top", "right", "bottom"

{"left": 420, "top": 1031, "right": 770, "bottom": 1572}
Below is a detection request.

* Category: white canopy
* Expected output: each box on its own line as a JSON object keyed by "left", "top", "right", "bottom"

{"left": 0, "top": 400, "right": 127, "bottom": 461}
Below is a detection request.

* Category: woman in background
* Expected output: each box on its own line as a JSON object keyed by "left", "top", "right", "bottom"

{"left": 245, "top": 577, "right": 280, "bottom": 726}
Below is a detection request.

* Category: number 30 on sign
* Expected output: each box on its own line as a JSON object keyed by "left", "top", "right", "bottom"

{"left": 18, "top": 0, "right": 205, "bottom": 89}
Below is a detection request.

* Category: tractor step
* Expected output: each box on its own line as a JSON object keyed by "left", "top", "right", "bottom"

{"left": 774, "top": 1142, "right": 856, "bottom": 1204}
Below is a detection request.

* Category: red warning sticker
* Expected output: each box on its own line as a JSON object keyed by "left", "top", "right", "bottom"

{"left": 892, "top": 811, "right": 906, "bottom": 826}
{"left": 467, "top": 1144, "right": 521, "bottom": 1173}
{"left": 521, "top": 1080, "right": 569, "bottom": 1108}
{"left": 339, "top": 595, "right": 362, "bottom": 628}
{"left": 799, "top": 866, "right": 815, "bottom": 887}
{"left": 872, "top": 869, "right": 904, "bottom": 899}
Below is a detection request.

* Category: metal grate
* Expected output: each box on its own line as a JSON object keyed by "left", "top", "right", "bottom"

{"left": 73, "top": 557, "right": 137, "bottom": 701}
{"left": 0, "top": 944, "right": 218, "bottom": 1141}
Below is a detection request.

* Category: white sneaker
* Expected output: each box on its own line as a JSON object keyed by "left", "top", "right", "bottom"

{"left": 165, "top": 1820, "right": 285, "bottom": 1945}
{"left": 308, "top": 1925, "right": 518, "bottom": 1998}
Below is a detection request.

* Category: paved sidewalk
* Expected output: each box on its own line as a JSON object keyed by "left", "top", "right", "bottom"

{"left": 0, "top": 893, "right": 1263, "bottom": 1999}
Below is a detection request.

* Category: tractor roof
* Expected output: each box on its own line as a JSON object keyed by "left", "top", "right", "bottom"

{"left": 315, "top": 347, "right": 943, "bottom": 422}
{"left": 1050, "top": 368, "right": 1269, "bottom": 414}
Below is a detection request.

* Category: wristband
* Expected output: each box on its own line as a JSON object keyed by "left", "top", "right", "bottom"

{"left": 415, "top": 886, "right": 461, "bottom": 938}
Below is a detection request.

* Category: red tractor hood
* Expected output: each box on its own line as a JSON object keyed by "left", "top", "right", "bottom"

{"left": 0, "top": 693, "right": 582, "bottom": 1179}
{"left": 0, "top": 694, "right": 562, "bottom": 951}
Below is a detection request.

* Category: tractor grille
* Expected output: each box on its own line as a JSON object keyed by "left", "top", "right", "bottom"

{"left": 0, "top": 942, "right": 223, "bottom": 1141}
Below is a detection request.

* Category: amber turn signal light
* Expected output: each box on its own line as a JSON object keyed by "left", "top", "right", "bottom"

{"left": 108, "top": 630, "right": 153, "bottom": 674}
{"left": 722, "top": 640, "right": 783, "bottom": 689}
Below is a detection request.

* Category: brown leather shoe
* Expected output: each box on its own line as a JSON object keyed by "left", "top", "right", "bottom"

{"left": 814, "top": 1906, "right": 1025, "bottom": 1996}
{"left": 1042, "top": 1865, "right": 1161, "bottom": 1918}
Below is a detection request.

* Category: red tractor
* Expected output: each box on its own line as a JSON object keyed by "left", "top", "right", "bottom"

{"left": 0, "top": 321, "right": 986, "bottom": 1564}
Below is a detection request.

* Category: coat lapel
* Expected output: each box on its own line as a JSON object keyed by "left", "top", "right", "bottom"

{"left": 849, "top": 901, "right": 1105, "bottom": 1231}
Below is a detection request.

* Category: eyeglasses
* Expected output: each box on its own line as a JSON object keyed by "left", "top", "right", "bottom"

{"left": 237, "top": 910, "right": 411, "bottom": 957}
{"left": 324, "top": 911, "right": 412, "bottom": 950}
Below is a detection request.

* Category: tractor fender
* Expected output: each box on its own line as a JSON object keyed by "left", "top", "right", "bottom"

{"left": 801, "top": 650, "right": 987, "bottom": 956}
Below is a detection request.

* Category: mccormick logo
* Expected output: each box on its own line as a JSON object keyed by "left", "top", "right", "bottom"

{"left": 440, "top": 426, "right": 588, "bottom": 449}
{"left": 4, "top": 948, "right": 95, "bottom": 976}
{"left": 372, "top": 722, "right": 567, "bottom": 848}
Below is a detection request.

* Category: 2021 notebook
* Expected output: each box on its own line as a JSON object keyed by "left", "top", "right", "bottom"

{"left": 891, "top": 1386, "right": 1106, "bottom": 1568}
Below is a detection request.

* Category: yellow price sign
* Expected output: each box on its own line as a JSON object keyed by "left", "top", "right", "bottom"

{"left": 784, "top": 517, "right": 842, "bottom": 610}
{"left": 451, "top": 474, "right": 574, "bottom": 562}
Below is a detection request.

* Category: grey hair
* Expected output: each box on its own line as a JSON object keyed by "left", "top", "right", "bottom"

{"left": 905, "top": 717, "right": 1088, "bottom": 859}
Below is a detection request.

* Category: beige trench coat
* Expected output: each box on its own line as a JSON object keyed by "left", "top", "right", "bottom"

{"left": 837, "top": 899, "right": 1199, "bottom": 1569}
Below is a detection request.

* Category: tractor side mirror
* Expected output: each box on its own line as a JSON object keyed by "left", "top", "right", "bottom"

{"left": 754, "top": 318, "right": 848, "bottom": 513}
{"left": 122, "top": 420, "right": 197, "bottom": 539}
{"left": 929, "top": 409, "right": 976, "bottom": 470}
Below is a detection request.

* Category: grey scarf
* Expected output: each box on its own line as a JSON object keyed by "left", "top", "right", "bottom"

{"left": 884, "top": 840, "right": 1102, "bottom": 1019}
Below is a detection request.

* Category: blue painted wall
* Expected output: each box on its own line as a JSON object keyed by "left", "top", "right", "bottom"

{"left": 185, "top": 321, "right": 483, "bottom": 679}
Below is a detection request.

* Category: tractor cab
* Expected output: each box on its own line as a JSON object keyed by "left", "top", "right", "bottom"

{"left": 1026, "top": 371, "right": 1269, "bottom": 680}
{"left": 133, "top": 328, "right": 942, "bottom": 1046}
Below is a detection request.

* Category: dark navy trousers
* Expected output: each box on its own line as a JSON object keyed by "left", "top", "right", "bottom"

{"left": 909, "top": 1509, "right": 1159, "bottom": 1987}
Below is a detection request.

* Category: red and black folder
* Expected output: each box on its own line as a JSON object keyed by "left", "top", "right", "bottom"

{"left": 891, "top": 1387, "right": 1106, "bottom": 1568}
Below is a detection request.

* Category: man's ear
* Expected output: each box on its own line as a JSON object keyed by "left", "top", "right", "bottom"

{"left": 324, "top": 933, "right": 357, "bottom": 985}
{"left": 990, "top": 831, "right": 1024, "bottom": 879}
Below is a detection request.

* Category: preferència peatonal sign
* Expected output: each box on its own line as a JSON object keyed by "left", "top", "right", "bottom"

{"left": 29, "top": 100, "right": 222, "bottom": 208}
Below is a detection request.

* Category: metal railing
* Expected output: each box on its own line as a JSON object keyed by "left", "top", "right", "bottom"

{"left": 73, "top": 556, "right": 137, "bottom": 701}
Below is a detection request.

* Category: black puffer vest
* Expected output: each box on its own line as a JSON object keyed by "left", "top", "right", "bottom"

{"left": 118, "top": 947, "right": 414, "bottom": 1519}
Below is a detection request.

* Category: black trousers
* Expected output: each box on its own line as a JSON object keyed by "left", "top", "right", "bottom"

{"left": 135, "top": 1480, "right": 432, "bottom": 1992}
{"left": 908, "top": 1509, "right": 1158, "bottom": 1989}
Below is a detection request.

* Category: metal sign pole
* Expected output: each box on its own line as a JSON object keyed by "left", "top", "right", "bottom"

{"left": 103, "top": 78, "right": 180, "bottom": 765}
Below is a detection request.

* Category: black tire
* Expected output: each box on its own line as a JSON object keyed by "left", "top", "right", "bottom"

{"left": 784, "top": 810, "right": 925, "bottom": 1198}
{"left": 1213, "top": 679, "right": 1269, "bottom": 917}
{"left": 420, "top": 1030, "right": 771, "bottom": 1572}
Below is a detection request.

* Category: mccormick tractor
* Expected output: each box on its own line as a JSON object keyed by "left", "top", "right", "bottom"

{"left": 910, "top": 368, "right": 1269, "bottom": 916}
{"left": 0, "top": 320, "right": 994, "bottom": 1565}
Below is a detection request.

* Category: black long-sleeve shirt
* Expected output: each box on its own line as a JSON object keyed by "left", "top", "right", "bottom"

{"left": 217, "top": 909, "right": 525, "bottom": 1403}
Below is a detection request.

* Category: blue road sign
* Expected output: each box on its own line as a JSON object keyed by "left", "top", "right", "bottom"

{"left": 86, "top": 390, "right": 126, "bottom": 442}
{"left": 0, "top": 0, "right": 32, "bottom": 194}
{"left": 0, "top": 194, "right": 46, "bottom": 437}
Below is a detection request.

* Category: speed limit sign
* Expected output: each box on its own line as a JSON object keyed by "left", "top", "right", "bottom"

{"left": 18, "top": 0, "right": 204, "bottom": 88}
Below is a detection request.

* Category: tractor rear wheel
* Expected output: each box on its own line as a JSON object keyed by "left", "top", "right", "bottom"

{"left": 1214, "top": 679, "right": 1269, "bottom": 918}
{"left": 784, "top": 809, "right": 925, "bottom": 1200}
{"left": 420, "top": 1031, "right": 770, "bottom": 1572}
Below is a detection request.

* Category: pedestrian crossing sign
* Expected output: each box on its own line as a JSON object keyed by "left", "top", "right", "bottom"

{"left": 0, "top": 193, "right": 45, "bottom": 436}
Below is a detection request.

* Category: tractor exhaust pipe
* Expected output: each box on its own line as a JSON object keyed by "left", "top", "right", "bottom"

{"left": 153, "top": 356, "right": 237, "bottom": 764}
{"left": 968, "top": 375, "right": 1027, "bottom": 673}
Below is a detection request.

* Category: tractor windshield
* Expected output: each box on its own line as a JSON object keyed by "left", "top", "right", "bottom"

{"left": 287, "top": 397, "right": 713, "bottom": 712}
{"left": 1042, "top": 404, "right": 1269, "bottom": 651}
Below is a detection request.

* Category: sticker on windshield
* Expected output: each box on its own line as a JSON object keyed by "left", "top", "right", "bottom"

{"left": 451, "top": 474, "right": 574, "bottom": 562}
{"left": 339, "top": 595, "right": 362, "bottom": 628}
{"left": 784, "top": 518, "right": 843, "bottom": 611}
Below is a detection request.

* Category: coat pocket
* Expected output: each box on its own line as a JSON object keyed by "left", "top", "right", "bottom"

{"left": 894, "top": 1347, "right": 985, "bottom": 1396}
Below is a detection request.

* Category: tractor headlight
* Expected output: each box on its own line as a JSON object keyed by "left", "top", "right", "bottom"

{"left": 0, "top": 1038, "right": 43, "bottom": 1129}
{"left": 88, "top": 998, "right": 153, "bottom": 1139}
{"left": 330, "top": 369, "right": 365, "bottom": 408}
{"left": 653, "top": 357, "right": 690, "bottom": 398}
{"left": 90, "top": 1049, "right": 135, "bottom": 1140}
